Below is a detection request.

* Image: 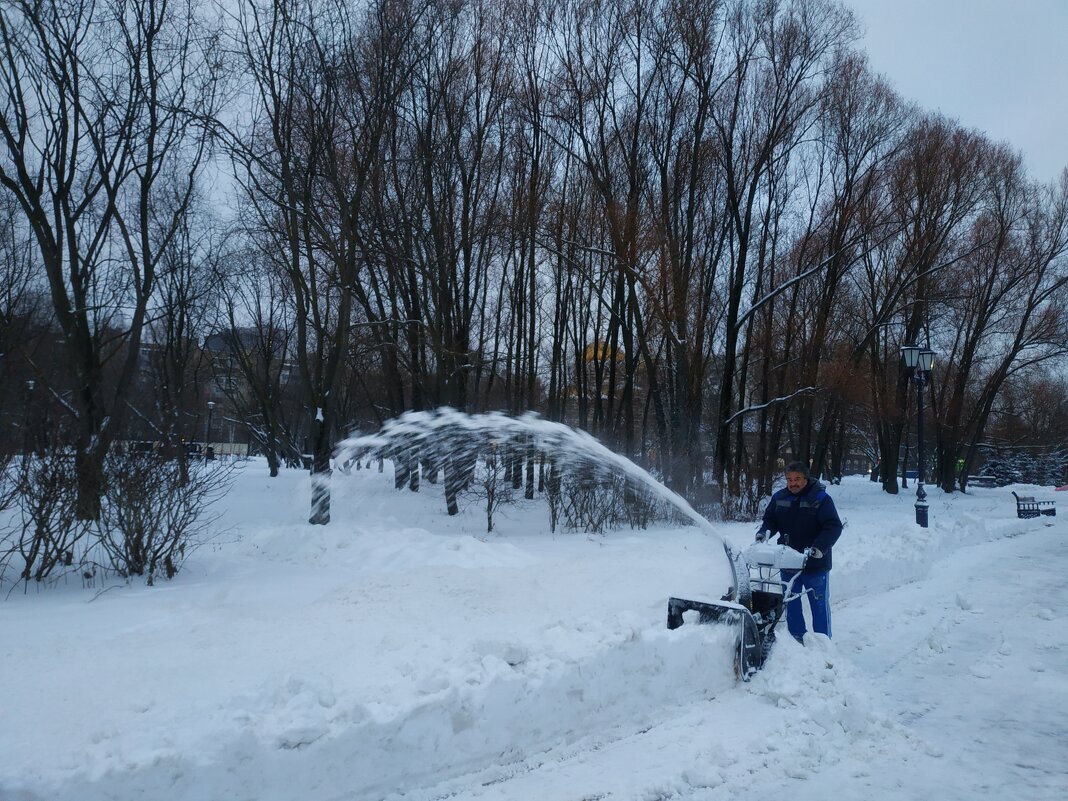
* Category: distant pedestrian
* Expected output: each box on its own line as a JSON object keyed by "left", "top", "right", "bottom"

{"left": 756, "top": 461, "right": 843, "bottom": 642}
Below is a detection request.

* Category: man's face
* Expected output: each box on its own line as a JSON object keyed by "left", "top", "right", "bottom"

{"left": 786, "top": 471, "right": 808, "bottom": 495}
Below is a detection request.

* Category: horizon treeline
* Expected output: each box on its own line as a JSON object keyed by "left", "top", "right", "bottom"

{"left": 1, "top": 0, "right": 1066, "bottom": 524}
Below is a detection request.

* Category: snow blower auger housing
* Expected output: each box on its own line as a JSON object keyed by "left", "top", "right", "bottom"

{"left": 667, "top": 541, "right": 808, "bottom": 680}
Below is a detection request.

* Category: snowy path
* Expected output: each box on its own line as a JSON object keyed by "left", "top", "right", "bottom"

{"left": 830, "top": 522, "right": 1068, "bottom": 801}
{"left": 394, "top": 521, "right": 1068, "bottom": 801}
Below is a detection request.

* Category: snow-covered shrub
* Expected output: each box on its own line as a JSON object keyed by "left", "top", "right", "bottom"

{"left": 93, "top": 450, "right": 234, "bottom": 584}
{"left": 1, "top": 450, "right": 88, "bottom": 585}
{"left": 721, "top": 482, "right": 767, "bottom": 521}
{"left": 464, "top": 444, "right": 514, "bottom": 533}
{"left": 545, "top": 459, "right": 562, "bottom": 532}
{"left": 0, "top": 450, "right": 15, "bottom": 514}
{"left": 557, "top": 469, "right": 659, "bottom": 533}
{"left": 560, "top": 469, "right": 618, "bottom": 533}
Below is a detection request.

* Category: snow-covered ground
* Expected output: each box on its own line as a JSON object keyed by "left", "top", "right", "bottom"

{"left": 1, "top": 461, "right": 1065, "bottom": 800}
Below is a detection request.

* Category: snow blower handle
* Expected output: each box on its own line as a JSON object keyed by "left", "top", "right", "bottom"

{"left": 755, "top": 526, "right": 772, "bottom": 543}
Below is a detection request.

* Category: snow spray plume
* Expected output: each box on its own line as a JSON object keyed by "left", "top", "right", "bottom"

{"left": 335, "top": 409, "right": 741, "bottom": 599}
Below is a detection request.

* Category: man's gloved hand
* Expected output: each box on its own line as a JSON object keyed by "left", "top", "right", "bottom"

{"left": 755, "top": 528, "right": 771, "bottom": 543}
{"left": 804, "top": 547, "right": 823, "bottom": 560}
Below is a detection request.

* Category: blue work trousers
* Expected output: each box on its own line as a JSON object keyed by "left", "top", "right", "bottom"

{"left": 779, "top": 569, "right": 831, "bottom": 640}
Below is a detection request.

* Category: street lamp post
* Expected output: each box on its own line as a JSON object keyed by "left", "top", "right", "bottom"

{"left": 901, "top": 344, "right": 935, "bottom": 527}
{"left": 205, "top": 401, "right": 215, "bottom": 458}
{"left": 24, "top": 380, "right": 35, "bottom": 456}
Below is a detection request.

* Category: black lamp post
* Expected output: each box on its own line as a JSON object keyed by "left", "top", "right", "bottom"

{"left": 24, "top": 380, "right": 35, "bottom": 456}
{"left": 901, "top": 343, "right": 935, "bottom": 527}
{"left": 205, "top": 400, "right": 215, "bottom": 455}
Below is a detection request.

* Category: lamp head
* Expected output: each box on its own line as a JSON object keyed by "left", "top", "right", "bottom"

{"left": 919, "top": 348, "right": 935, "bottom": 372}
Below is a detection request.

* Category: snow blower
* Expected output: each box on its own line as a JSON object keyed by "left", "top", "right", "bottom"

{"left": 667, "top": 537, "right": 810, "bottom": 680}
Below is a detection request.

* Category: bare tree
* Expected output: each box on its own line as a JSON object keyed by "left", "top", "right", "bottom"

{"left": 642, "top": 0, "right": 731, "bottom": 494}
{"left": 217, "top": 245, "right": 301, "bottom": 476}
{"left": 231, "top": 0, "right": 422, "bottom": 523}
{"left": 0, "top": 0, "right": 224, "bottom": 518}
{"left": 0, "top": 192, "right": 44, "bottom": 455}
{"left": 466, "top": 442, "right": 514, "bottom": 532}
{"left": 550, "top": 0, "right": 659, "bottom": 458}
{"left": 139, "top": 186, "right": 221, "bottom": 483}
{"left": 862, "top": 117, "right": 987, "bottom": 493}
{"left": 787, "top": 53, "right": 905, "bottom": 478}
{"left": 932, "top": 164, "right": 1068, "bottom": 490}
{"left": 709, "top": 0, "right": 856, "bottom": 494}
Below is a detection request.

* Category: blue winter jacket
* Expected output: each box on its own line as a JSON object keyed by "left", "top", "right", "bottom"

{"left": 761, "top": 479, "right": 842, "bottom": 572}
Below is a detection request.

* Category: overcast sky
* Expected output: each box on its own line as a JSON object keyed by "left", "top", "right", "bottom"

{"left": 843, "top": 0, "right": 1068, "bottom": 184}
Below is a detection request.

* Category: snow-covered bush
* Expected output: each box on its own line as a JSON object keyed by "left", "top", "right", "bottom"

{"left": 557, "top": 469, "right": 661, "bottom": 533}
{"left": 559, "top": 469, "right": 617, "bottom": 533}
{"left": 719, "top": 476, "right": 767, "bottom": 521}
{"left": 545, "top": 459, "right": 563, "bottom": 532}
{"left": 463, "top": 444, "right": 514, "bottom": 533}
{"left": 1, "top": 450, "right": 88, "bottom": 585}
{"left": 93, "top": 450, "right": 235, "bottom": 585}
{"left": 0, "top": 450, "right": 15, "bottom": 514}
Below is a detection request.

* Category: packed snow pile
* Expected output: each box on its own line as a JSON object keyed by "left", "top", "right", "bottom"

{"left": 0, "top": 462, "right": 1064, "bottom": 801}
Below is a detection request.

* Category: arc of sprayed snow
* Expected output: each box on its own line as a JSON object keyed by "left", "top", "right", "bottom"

{"left": 336, "top": 409, "right": 740, "bottom": 601}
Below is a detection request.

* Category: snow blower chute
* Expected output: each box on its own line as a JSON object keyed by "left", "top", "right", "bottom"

{"left": 667, "top": 538, "right": 809, "bottom": 679}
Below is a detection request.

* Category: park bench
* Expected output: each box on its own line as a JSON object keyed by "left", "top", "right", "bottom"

{"left": 1011, "top": 491, "right": 1056, "bottom": 519}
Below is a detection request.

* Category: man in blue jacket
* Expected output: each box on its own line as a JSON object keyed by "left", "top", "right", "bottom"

{"left": 757, "top": 461, "right": 843, "bottom": 642}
